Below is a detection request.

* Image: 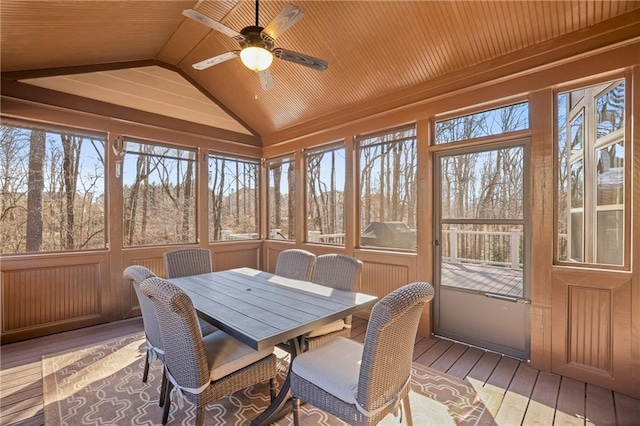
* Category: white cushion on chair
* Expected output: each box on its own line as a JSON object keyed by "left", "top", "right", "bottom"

{"left": 291, "top": 337, "right": 363, "bottom": 404}
{"left": 203, "top": 330, "right": 273, "bottom": 381}
{"left": 305, "top": 319, "right": 346, "bottom": 338}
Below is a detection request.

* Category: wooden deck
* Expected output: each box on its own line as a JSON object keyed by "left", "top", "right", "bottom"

{"left": 442, "top": 262, "right": 524, "bottom": 297}
{"left": 2, "top": 317, "right": 639, "bottom": 425}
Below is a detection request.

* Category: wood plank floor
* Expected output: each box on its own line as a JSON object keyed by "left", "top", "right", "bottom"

{"left": 2, "top": 317, "right": 639, "bottom": 425}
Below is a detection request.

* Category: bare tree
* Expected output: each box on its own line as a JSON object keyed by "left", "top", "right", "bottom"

{"left": 210, "top": 158, "right": 225, "bottom": 240}
{"left": 26, "top": 130, "right": 45, "bottom": 252}
{"left": 61, "top": 134, "right": 82, "bottom": 249}
{"left": 287, "top": 161, "right": 295, "bottom": 239}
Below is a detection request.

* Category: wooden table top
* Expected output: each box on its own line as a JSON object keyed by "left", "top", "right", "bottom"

{"left": 168, "top": 267, "right": 378, "bottom": 351}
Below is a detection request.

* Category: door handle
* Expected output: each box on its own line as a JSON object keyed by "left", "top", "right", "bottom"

{"left": 484, "top": 292, "right": 531, "bottom": 304}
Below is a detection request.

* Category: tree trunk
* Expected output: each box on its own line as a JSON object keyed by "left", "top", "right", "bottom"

{"left": 287, "top": 162, "right": 295, "bottom": 239}
{"left": 26, "top": 130, "right": 46, "bottom": 252}
{"left": 61, "top": 135, "right": 80, "bottom": 249}
{"left": 391, "top": 143, "right": 400, "bottom": 220}
{"left": 140, "top": 157, "right": 149, "bottom": 242}
{"left": 211, "top": 160, "right": 225, "bottom": 240}
{"left": 273, "top": 166, "right": 282, "bottom": 230}
{"left": 181, "top": 160, "right": 193, "bottom": 241}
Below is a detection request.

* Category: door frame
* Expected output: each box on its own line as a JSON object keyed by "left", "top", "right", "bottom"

{"left": 432, "top": 137, "right": 532, "bottom": 359}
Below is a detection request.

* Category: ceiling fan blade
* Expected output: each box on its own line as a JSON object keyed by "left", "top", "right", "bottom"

{"left": 273, "top": 48, "right": 328, "bottom": 71}
{"left": 261, "top": 4, "right": 304, "bottom": 41}
{"left": 258, "top": 69, "right": 275, "bottom": 91}
{"left": 192, "top": 51, "right": 239, "bottom": 70}
{"left": 182, "top": 9, "right": 245, "bottom": 42}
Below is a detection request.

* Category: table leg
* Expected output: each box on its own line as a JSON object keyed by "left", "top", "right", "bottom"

{"left": 251, "top": 336, "right": 302, "bottom": 426}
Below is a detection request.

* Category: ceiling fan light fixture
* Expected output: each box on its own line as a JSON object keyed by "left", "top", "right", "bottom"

{"left": 240, "top": 46, "right": 273, "bottom": 72}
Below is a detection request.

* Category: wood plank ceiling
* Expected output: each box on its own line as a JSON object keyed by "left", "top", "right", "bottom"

{"left": 1, "top": 0, "right": 639, "bottom": 142}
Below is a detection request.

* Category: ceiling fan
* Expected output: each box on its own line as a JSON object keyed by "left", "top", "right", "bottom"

{"left": 183, "top": 1, "right": 328, "bottom": 91}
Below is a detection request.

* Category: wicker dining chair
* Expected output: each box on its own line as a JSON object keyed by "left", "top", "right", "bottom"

{"left": 124, "top": 265, "right": 217, "bottom": 407}
{"left": 163, "top": 248, "right": 212, "bottom": 278}
{"left": 303, "top": 254, "right": 363, "bottom": 350}
{"left": 274, "top": 249, "right": 317, "bottom": 281}
{"left": 123, "top": 265, "right": 160, "bottom": 384}
{"left": 290, "top": 282, "right": 435, "bottom": 426}
{"left": 140, "top": 276, "right": 278, "bottom": 426}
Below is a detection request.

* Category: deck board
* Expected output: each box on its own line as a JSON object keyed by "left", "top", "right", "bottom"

{"left": 465, "top": 350, "right": 502, "bottom": 384}
{"left": 1, "top": 318, "right": 639, "bottom": 426}
{"left": 493, "top": 362, "right": 538, "bottom": 425}
{"left": 442, "top": 262, "right": 524, "bottom": 297}
{"left": 585, "top": 384, "right": 615, "bottom": 426}
{"left": 614, "top": 392, "right": 640, "bottom": 426}
{"left": 484, "top": 355, "right": 520, "bottom": 394}
{"left": 429, "top": 341, "right": 467, "bottom": 372}
{"left": 445, "top": 345, "right": 484, "bottom": 379}
{"left": 522, "top": 371, "right": 561, "bottom": 425}
{"left": 412, "top": 335, "right": 440, "bottom": 361}
{"left": 414, "top": 338, "right": 454, "bottom": 366}
{"left": 554, "top": 377, "right": 585, "bottom": 426}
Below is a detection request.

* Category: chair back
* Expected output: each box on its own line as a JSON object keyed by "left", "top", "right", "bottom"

{"left": 123, "top": 265, "right": 161, "bottom": 351}
{"left": 140, "top": 277, "right": 210, "bottom": 391}
{"left": 357, "top": 282, "right": 435, "bottom": 413}
{"left": 164, "top": 248, "right": 212, "bottom": 278}
{"left": 311, "top": 254, "right": 363, "bottom": 291}
{"left": 275, "top": 249, "right": 317, "bottom": 281}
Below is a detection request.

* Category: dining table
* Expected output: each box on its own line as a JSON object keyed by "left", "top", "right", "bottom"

{"left": 168, "top": 266, "right": 378, "bottom": 425}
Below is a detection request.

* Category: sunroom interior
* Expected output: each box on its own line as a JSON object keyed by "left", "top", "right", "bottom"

{"left": 1, "top": 1, "right": 639, "bottom": 424}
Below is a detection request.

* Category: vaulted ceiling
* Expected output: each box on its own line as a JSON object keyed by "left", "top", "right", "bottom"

{"left": 2, "top": 1, "right": 639, "bottom": 144}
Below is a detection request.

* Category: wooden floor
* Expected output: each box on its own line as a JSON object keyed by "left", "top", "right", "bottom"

{"left": 442, "top": 262, "right": 524, "bottom": 297}
{"left": 2, "top": 317, "right": 639, "bottom": 425}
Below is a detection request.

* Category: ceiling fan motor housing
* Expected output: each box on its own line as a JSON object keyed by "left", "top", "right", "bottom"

{"left": 240, "top": 26, "right": 273, "bottom": 50}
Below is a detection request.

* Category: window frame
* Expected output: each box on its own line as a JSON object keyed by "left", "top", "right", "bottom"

{"left": 207, "top": 152, "right": 261, "bottom": 242}
{"left": 355, "top": 123, "right": 418, "bottom": 252}
{"left": 554, "top": 75, "right": 631, "bottom": 270}
{"left": 121, "top": 136, "right": 198, "bottom": 248}
{"left": 433, "top": 99, "right": 531, "bottom": 146}
{"left": 303, "top": 141, "right": 346, "bottom": 246}
{"left": 266, "top": 153, "right": 296, "bottom": 241}
{"left": 0, "top": 118, "right": 108, "bottom": 255}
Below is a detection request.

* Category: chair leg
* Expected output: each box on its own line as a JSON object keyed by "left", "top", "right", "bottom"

{"left": 196, "top": 406, "right": 205, "bottom": 426}
{"left": 142, "top": 351, "right": 150, "bottom": 383}
{"left": 292, "top": 396, "right": 300, "bottom": 426}
{"left": 269, "top": 377, "right": 277, "bottom": 402}
{"left": 402, "top": 394, "right": 413, "bottom": 426}
{"left": 159, "top": 370, "right": 167, "bottom": 407}
{"left": 162, "top": 381, "right": 173, "bottom": 425}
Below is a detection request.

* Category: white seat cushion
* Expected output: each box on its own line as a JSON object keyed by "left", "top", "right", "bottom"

{"left": 292, "top": 337, "right": 363, "bottom": 404}
{"left": 203, "top": 330, "right": 273, "bottom": 381}
{"left": 305, "top": 319, "right": 346, "bottom": 338}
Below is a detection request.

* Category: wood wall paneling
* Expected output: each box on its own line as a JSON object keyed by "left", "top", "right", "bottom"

{"left": 567, "top": 286, "right": 611, "bottom": 373}
{"left": 0, "top": 253, "right": 109, "bottom": 344}
{"left": 210, "top": 242, "right": 262, "bottom": 271}
{"left": 551, "top": 269, "right": 635, "bottom": 397}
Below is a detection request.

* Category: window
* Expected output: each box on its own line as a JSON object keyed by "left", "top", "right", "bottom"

{"left": 305, "top": 143, "right": 345, "bottom": 245}
{"left": 122, "top": 139, "right": 196, "bottom": 246}
{"left": 0, "top": 120, "right": 106, "bottom": 253}
{"left": 357, "top": 125, "right": 417, "bottom": 250}
{"left": 435, "top": 102, "right": 529, "bottom": 145}
{"left": 557, "top": 79, "right": 626, "bottom": 266}
{"left": 267, "top": 155, "right": 295, "bottom": 240}
{"left": 209, "top": 154, "right": 259, "bottom": 241}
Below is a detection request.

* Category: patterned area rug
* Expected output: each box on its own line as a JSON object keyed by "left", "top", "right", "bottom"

{"left": 43, "top": 333, "right": 502, "bottom": 425}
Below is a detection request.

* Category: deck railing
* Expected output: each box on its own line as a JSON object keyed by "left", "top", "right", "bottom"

{"left": 261, "top": 228, "right": 524, "bottom": 270}
{"left": 442, "top": 228, "right": 522, "bottom": 269}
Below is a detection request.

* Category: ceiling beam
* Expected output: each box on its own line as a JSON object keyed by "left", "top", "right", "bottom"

{"left": 1, "top": 59, "right": 261, "bottom": 141}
